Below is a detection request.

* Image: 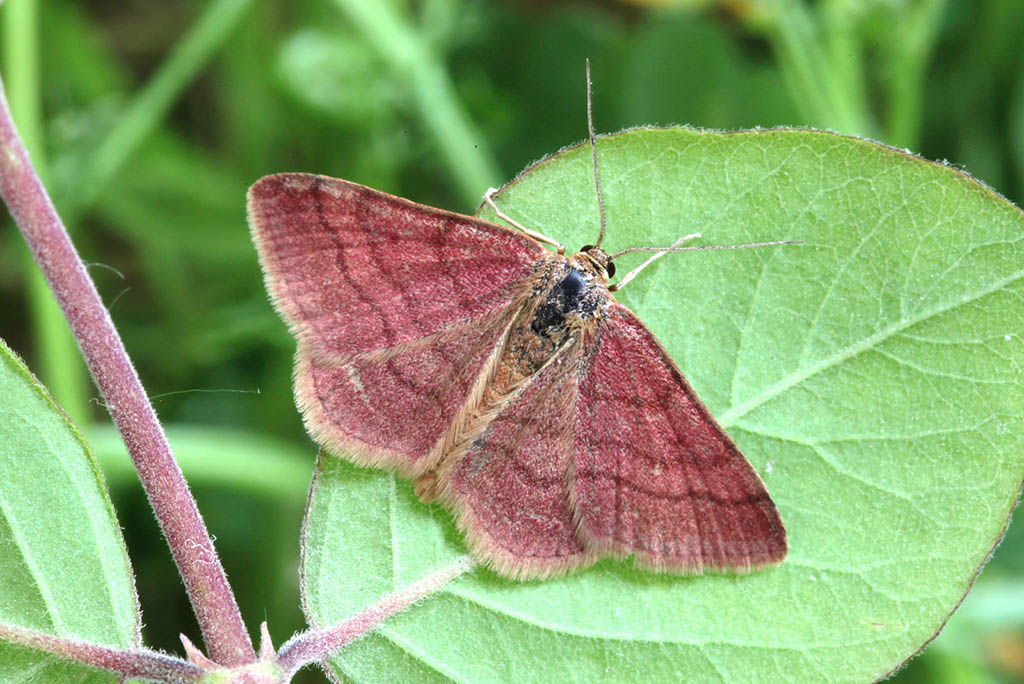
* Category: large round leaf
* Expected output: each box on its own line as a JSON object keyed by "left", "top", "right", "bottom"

{"left": 300, "top": 127, "right": 1024, "bottom": 682}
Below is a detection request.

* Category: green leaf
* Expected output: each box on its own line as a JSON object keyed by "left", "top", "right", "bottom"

{"left": 0, "top": 339, "right": 139, "bottom": 681}
{"left": 300, "top": 127, "right": 1024, "bottom": 682}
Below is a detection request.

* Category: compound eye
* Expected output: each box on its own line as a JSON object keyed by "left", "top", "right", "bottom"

{"left": 580, "top": 244, "right": 595, "bottom": 253}
{"left": 606, "top": 261, "right": 616, "bottom": 278}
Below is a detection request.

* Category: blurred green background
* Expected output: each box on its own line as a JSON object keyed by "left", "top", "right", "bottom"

{"left": 1, "top": 0, "right": 1023, "bottom": 681}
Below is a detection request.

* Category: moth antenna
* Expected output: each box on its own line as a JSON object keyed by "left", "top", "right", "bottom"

{"left": 609, "top": 238, "right": 801, "bottom": 292}
{"left": 609, "top": 233, "right": 700, "bottom": 292}
{"left": 483, "top": 187, "right": 565, "bottom": 254}
{"left": 586, "top": 59, "right": 608, "bottom": 250}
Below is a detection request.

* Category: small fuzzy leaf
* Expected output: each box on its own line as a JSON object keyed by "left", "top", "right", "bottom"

{"left": 300, "top": 127, "right": 1024, "bottom": 682}
{"left": 0, "top": 339, "right": 139, "bottom": 681}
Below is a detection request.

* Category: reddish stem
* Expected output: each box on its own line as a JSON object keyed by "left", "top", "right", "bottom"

{"left": 0, "top": 622, "right": 203, "bottom": 684}
{"left": 276, "top": 556, "right": 475, "bottom": 676}
{"left": 0, "top": 76, "right": 255, "bottom": 664}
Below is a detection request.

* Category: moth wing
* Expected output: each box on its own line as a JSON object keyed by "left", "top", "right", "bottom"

{"left": 437, "top": 345, "right": 598, "bottom": 580}
{"left": 248, "top": 174, "right": 546, "bottom": 473}
{"left": 294, "top": 307, "right": 522, "bottom": 474}
{"left": 248, "top": 174, "right": 546, "bottom": 359}
{"left": 571, "top": 304, "right": 787, "bottom": 573}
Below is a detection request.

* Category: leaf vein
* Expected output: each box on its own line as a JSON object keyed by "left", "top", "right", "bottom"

{"left": 719, "top": 268, "right": 1024, "bottom": 425}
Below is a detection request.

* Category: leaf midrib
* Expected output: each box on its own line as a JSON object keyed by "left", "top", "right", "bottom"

{"left": 717, "top": 267, "right": 1024, "bottom": 427}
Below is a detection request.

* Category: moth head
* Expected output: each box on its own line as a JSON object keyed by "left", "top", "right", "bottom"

{"left": 575, "top": 245, "right": 616, "bottom": 281}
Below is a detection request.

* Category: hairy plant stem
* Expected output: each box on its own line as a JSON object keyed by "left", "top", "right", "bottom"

{"left": 277, "top": 556, "right": 475, "bottom": 676}
{"left": 0, "top": 76, "right": 255, "bottom": 666}
{"left": 0, "top": 622, "right": 203, "bottom": 684}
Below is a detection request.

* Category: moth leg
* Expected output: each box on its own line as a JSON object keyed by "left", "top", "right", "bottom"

{"left": 482, "top": 188, "right": 565, "bottom": 254}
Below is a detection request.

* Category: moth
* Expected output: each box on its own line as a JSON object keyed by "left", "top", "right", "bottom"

{"left": 249, "top": 78, "right": 787, "bottom": 580}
